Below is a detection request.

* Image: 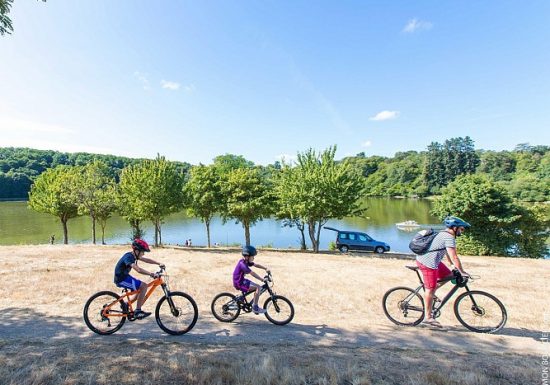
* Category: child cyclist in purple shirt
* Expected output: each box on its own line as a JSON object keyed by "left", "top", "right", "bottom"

{"left": 233, "top": 245, "right": 270, "bottom": 314}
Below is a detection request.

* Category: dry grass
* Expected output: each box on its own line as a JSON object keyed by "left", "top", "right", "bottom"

{"left": 0, "top": 245, "right": 545, "bottom": 384}
{"left": 0, "top": 339, "right": 539, "bottom": 385}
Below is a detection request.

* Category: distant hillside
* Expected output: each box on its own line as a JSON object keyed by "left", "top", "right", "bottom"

{"left": 0, "top": 147, "right": 190, "bottom": 199}
{"left": 1, "top": 142, "right": 549, "bottom": 201}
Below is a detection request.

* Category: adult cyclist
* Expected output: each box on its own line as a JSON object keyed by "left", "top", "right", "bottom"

{"left": 416, "top": 216, "right": 470, "bottom": 328}
{"left": 113, "top": 239, "right": 164, "bottom": 320}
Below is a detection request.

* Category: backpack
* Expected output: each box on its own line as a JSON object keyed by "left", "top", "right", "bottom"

{"left": 408, "top": 229, "right": 445, "bottom": 255}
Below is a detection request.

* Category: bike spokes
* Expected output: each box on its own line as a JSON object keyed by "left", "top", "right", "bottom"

{"left": 454, "top": 291, "right": 507, "bottom": 333}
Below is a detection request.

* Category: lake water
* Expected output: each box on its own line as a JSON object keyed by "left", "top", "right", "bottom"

{"left": 0, "top": 198, "right": 441, "bottom": 252}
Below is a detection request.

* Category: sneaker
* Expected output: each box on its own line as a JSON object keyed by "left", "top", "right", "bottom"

{"left": 252, "top": 305, "right": 266, "bottom": 314}
{"left": 134, "top": 310, "right": 151, "bottom": 320}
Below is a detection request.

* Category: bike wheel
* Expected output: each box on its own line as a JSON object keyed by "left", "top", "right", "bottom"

{"left": 454, "top": 290, "right": 507, "bottom": 333}
{"left": 83, "top": 291, "right": 126, "bottom": 335}
{"left": 382, "top": 286, "right": 425, "bottom": 326}
{"left": 211, "top": 293, "right": 241, "bottom": 322}
{"left": 263, "top": 295, "right": 294, "bottom": 325}
{"left": 155, "top": 291, "right": 198, "bottom": 335}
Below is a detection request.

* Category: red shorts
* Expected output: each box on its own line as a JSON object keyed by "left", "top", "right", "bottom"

{"left": 416, "top": 261, "right": 452, "bottom": 290}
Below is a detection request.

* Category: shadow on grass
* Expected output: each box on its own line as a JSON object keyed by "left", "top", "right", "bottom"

{"left": 0, "top": 307, "right": 540, "bottom": 354}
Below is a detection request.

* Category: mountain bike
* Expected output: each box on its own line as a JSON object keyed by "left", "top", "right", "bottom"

{"left": 211, "top": 272, "right": 294, "bottom": 325}
{"left": 83, "top": 266, "right": 198, "bottom": 335}
{"left": 382, "top": 265, "right": 507, "bottom": 333}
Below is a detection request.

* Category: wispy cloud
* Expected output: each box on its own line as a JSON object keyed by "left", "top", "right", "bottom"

{"left": 183, "top": 84, "right": 196, "bottom": 93}
{"left": 403, "top": 18, "right": 433, "bottom": 33}
{"left": 369, "top": 110, "right": 400, "bottom": 121}
{"left": 161, "top": 80, "right": 181, "bottom": 91}
{"left": 362, "top": 140, "right": 372, "bottom": 148}
{"left": 134, "top": 71, "right": 150, "bottom": 90}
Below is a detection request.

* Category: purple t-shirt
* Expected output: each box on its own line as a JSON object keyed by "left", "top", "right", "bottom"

{"left": 233, "top": 259, "right": 254, "bottom": 289}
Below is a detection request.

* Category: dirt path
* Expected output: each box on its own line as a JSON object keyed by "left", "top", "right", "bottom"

{"left": 0, "top": 305, "right": 542, "bottom": 356}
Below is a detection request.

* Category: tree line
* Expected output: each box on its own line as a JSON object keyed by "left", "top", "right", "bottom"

{"left": 27, "top": 147, "right": 365, "bottom": 254}
{"left": 2, "top": 139, "right": 549, "bottom": 257}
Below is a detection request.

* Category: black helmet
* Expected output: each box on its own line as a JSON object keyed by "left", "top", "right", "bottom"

{"left": 444, "top": 216, "right": 471, "bottom": 229}
{"left": 242, "top": 245, "right": 257, "bottom": 257}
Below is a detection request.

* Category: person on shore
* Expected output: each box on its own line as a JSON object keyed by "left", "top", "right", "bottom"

{"left": 232, "top": 245, "right": 270, "bottom": 314}
{"left": 416, "top": 216, "right": 470, "bottom": 328}
{"left": 113, "top": 239, "right": 164, "bottom": 320}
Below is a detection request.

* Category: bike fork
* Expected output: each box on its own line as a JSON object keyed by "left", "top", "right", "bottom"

{"left": 162, "top": 285, "right": 180, "bottom": 317}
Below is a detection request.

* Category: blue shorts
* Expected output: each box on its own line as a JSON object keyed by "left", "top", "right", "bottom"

{"left": 116, "top": 275, "right": 143, "bottom": 291}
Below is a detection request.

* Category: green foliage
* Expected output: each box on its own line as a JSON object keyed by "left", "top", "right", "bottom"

{"left": 432, "top": 174, "right": 549, "bottom": 258}
{"left": 423, "top": 137, "right": 479, "bottom": 193}
{"left": 71, "top": 160, "right": 117, "bottom": 244}
{"left": 28, "top": 165, "right": 80, "bottom": 244}
{"left": 118, "top": 155, "right": 185, "bottom": 246}
{"left": 328, "top": 241, "right": 337, "bottom": 251}
{"left": 0, "top": 0, "right": 14, "bottom": 36}
{"left": 274, "top": 146, "right": 365, "bottom": 252}
{"left": 184, "top": 164, "right": 223, "bottom": 247}
{"left": 220, "top": 166, "right": 274, "bottom": 246}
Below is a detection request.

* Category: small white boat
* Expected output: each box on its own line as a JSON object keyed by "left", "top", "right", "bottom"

{"left": 396, "top": 220, "right": 420, "bottom": 229}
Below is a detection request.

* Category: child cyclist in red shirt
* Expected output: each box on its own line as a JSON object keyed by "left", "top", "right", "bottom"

{"left": 233, "top": 245, "right": 270, "bottom": 314}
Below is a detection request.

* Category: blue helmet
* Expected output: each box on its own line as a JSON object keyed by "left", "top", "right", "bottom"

{"left": 444, "top": 216, "right": 471, "bottom": 229}
{"left": 242, "top": 245, "right": 257, "bottom": 257}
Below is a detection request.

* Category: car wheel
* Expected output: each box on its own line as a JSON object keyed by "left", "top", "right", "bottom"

{"left": 339, "top": 245, "right": 349, "bottom": 253}
{"left": 375, "top": 246, "right": 385, "bottom": 254}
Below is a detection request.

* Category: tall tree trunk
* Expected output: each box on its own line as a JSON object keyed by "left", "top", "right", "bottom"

{"left": 100, "top": 221, "right": 106, "bottom": 245}
{"left": 205, "top": 218, "right": 211, "bottom": 248}
{"left": 92, "top": 216, "right": 96, "bottom": 245}
{"left": 244, "top": 221, "right": 251, "bottom": 246}
{"left": 315, "top": 220, "right": 323, "bottom": 252}
{"left": 308, "top": 221, "right": 318, "bottom": 252}
{"left": 297, "top": 221, "right": 307, "bottom": 250}
{"left": 154, "top": 219, "right": 161, "bottom": 247}
{"left": 61, "top": 216, "right": 69, "bottom": 244}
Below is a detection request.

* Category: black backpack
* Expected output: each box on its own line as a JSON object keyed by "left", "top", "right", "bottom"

{"left": 408, "top": 229, "right": 445, "bottom": 255}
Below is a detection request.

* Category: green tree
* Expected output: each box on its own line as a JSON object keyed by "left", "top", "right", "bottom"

{"left": 71, "top": 160, "right": 117, "bottom": 244}
{"left": 431, "top": 174, "right": 548, "bottom": 258}
{"left": 424, "top": 137, "right": 479, "bottom": 193}
{"left": 118, "top": 155, "right": 185, "bottom": 246}
{"left": 184, "top": 164, "right": 222, "bottom": 247}
{"left": 220, "top": 167, "right": 273, "bottom": 246}
{"left": 274, "top": 146, "right": 365, "bottom": 252}
{"left": 28, "top": 165, "right": 79, "bottom": 244}
{"left": 95, "top": 184, "right": 118, "bottom": 245}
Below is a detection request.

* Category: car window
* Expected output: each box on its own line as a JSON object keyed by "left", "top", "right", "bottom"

{"left": 358, "top": 234, "right": 367, "bottom": 242}
{"left": 339, "top": 233, "right": 348, "bottom": 240}
{"left": 348, "top": 233, "right": 356, "bottom": 241}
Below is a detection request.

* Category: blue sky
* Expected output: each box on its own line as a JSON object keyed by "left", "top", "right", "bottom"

{"left": 1, "top": 1, "right": 549, "bottom": 165}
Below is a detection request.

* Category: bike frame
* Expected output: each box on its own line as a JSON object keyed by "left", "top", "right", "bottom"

{"left": 407, "top": 268, "right": 478, "bottom": 315}
{"left": 101, "top": 274, "right": 172, "bottom": 318}
{"left": 238, "top": 281, "right": 273, "bottom": 303}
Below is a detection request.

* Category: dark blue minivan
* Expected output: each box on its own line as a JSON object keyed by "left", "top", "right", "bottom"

{"left": 324, "top": 226, "right": 390, "bottom": 253}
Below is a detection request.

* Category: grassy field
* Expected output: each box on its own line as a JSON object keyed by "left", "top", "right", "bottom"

{"left": 0, "top": 245, "right": 546, "bottom": 384}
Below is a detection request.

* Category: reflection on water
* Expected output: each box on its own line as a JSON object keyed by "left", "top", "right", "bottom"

{"left": 0, "top": 198, "right": 441, "bottom": 252}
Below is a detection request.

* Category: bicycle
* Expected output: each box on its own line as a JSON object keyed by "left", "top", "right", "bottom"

{"left": 211, "top": 272, "right": 294, "bottom": 325}
{"left": 382, "top": 266, "right": 507, "bottom": 333}
{"left": 83, "top": 266, "right": 198, "bottom": 335}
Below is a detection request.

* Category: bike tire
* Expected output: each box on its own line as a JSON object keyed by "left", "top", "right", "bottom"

{"left": 83, "top": 290, "right": 126, "bottom": 335}
{"left": 211, "top": 292, "right": 241, "bottom": 322}
{"left": 453, "top": 290, "right": 507, "bottom": 333}
{"left": 382, "top": 286, "right": 425, "bottom": 326}
{"left": 263, "top": 295, "right": 294, "bottom": 325}
{"left": 155, "top": 291, "right": 198, "bottom": 335}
